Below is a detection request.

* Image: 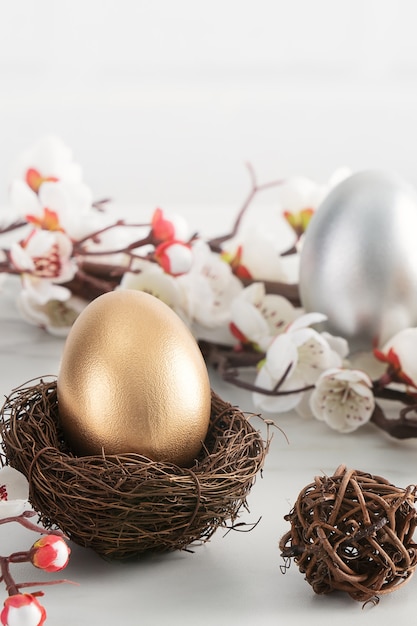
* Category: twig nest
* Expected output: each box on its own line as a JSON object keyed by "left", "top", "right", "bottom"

{"left": 0, "top": 379, "right": 267, "bottom": 561}
{"left": 279, "top": 465, "right": 417, "bottom": 602}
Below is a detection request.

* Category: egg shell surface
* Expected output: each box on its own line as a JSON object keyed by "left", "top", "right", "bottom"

{"left": 57, "top": 289, "right": 212, "bottom": 466}
{"left": 299, "top": 170, "right": 417, "bottom": 351}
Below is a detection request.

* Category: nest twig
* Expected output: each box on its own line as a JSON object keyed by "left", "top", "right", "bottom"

{"left": 0, "top": 379, "right": 268, "bottom": 561}
{"left": 279, "top": 465, "right": 417, "bottom": 602}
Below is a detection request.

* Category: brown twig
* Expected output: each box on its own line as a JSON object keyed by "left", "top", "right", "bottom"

{"left": 208, "top": 163, "right": 284, "bottom": 252}
{"left": 0, "top": 220, "right": 28, "bottom": 236}
{"left": 370, "top": 403, "right": 417, "bottom": 439}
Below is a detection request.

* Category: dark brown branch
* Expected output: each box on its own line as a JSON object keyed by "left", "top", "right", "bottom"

{"left": 63, "top": 268, "right": 120, "bottom": 300}
{"left": 240, "top": 277, "right": 301, "bottom": 306}
{"left": 200, "top": 340, "right": 314, "bottom": 397}
{"left": 370, "top": 403, "right": 417, "bottom": 439}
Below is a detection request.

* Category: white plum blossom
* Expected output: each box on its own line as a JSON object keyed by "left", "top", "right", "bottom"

{"left": 230, "top": 282, "right": 299, "bottom": 350}
{"left": 10, "top": 230, "right": 76, "bottom": 304}
{"left": 119, "top": 260, "right": 188, "bottom": 320}
{"left": 9, "top": 135, "right": 82, "bottom": 192}
{"left": 321, "top": 332, "right": 350, "bottom": 365}
{"left": 374, "top": 327, "right": 417, "bottom": 388}
{"left": 280, "top": 168, "right": 351, "bottom": 216}
{"left": 222, "top": 224, "right": 294, "bottom": 283}
{"left": 9, "top": 179, "right": 105, "bottom": 240}
{"left": 280, "top": 168, "right": 351, "bottom": 238}
{"left": 0, "top": 466, "right": 31, "bottom": 519}
{"left": 310, "top": 368, "right": 375, "bottom": 433}
{"left": 253, "top": 313, "right": 346, "bottom": 413}
{"left": 177, "top": 239, "right": 243, "bottom": 329}
{"left": 17, "top": 292, "right": 87, "bottom": 336}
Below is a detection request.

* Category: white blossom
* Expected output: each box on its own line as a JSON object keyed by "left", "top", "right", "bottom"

{"left": 310, "top": 368, "right": 375, "bottom": 433}
{"left": 0, "top": 466, "right": 31, "bottom": 519}
{"left": 10, "top": 230, "right": 76, "bottom": 305}
{"left": 222, "top": 224, "right": 293, "bottom": 282}
{"left": 119, "top": 260, "right": 188, "bottom": 321}
{"left": 177, "top": 240, "right": 243, "bottom": 329}
{"left": 17, "top": 292, "right": 87, "bottom": 336}
{"left": 375, "top": 327, "right": 417, "bottom": 388}
{"left": 253, "top": 313, "right": 344, "bottom": 413}
{"left": 9, "top": 135, "right": 82, "bottom": 189}
{"left": 10, "top": 178, "right": 104, "bottom": 240}
{"left": 230, "top": 282, "right": 299, "bottom": 350}
{"left": 279, "top": 168, "right": 351, "bottom": 216}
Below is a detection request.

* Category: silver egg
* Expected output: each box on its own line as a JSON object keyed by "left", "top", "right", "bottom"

{"left": 299, "top": 170, "right": 417, "bottom": 352}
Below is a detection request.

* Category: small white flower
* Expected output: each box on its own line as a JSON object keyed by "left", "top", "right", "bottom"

{"left": 10, "top": 179, "right": 99, "bottom": 240}
{"left": 253, "top": 312, "right": 344, "bottom": 413}
{"left": 119, "top": 260, "right": 188, "bottom": 321}
{"left": 279, "top": 168, "right": 351, "bottom": 215}
{"left": 0, "top": 466, "right": 31, "bottom": 519}
{"left": 321, "top": 331, "right": 349, "bottom": 361}
{"left": 10, "top": 230, "right": 76, "bottom": 305}
{"left": 375, "top": 327, "right": 417, "bottom": 388}
{"left": 9, "top": 135, "right": 83, "bottom": 191}
{"left": 17, "top": 291, "right": 87, "bottom": 336}
{"left": 177, "top": 240, "right": 243, "bottom": 328}
{"left": 222, "top": 225, "right": 293, "bottom": 282}
{"left": 310, "top": 368, "right": 375, "bottom": 433}
{"left": 230, "top": 282, "right": 299, "bottom": 350}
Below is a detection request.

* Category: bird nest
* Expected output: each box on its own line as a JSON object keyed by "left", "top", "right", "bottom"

{"left": 279, "top": 465, "right": 417, "bottom": 602}
{"left": 0, "top": 378, "right": 268, "bottom": 561}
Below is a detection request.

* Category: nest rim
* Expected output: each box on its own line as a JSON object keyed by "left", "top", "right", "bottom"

{"left": 0, "top": 377, "right": 267, "bottom": 561}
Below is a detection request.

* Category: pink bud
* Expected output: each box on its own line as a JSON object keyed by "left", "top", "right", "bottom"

{"left": 151, "top": 208, "right": 175, "bottom": 242}
{"left": 1, "top": 594, "right": 46, "bottom": 626}
{"left": 151, "top": 208, "right": 188, "bottom": 244}
{"left": 30, "top": 534, "right": 70, "bottom": 573}
{"left": 154, "top": 240, "right": 193, "bottom": 276}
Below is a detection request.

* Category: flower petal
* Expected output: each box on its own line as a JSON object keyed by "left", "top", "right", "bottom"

{"left": 253, "top": 365, "right": 303, "bottom": 413}
{"left": 0, "top": 466, "right": 29, "bottom": 501}
{"left": 265, "top": 333, "right": 298, "bottom": 381}
{"left": 288, "top": 311, "right": 327, "bottom": 332}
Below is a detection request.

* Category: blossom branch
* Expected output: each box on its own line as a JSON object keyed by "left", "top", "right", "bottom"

{"left": 0, "top": 505, "right": 72, "bottom": 623}
{"left": 0, "top": 220, "right": 27, "bottom": 236}
{"left": 208, "top": 163, "right": 284, "bottom": 252}
{"left": 63, "top": 268, "right": 121, "bottom": 301}
{"left": 0, "top": 511, "right": 66, "bottom": 538}
{"left": 240, "top": 277, "right": 301, "bottom": 306}
{"left": 0, "top": 558, "right": 19, "bottom": 597}
{"left": 370, "top": 403, "right": 417, "bottom": 439}
{"left": 200, "top": 341, "right": 315, "bottom": 397}
{"left": 74, "top": 228, "right": 154, "bottom": 257}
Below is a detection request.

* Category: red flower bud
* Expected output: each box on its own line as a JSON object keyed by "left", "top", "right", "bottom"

{"left": 1, "top": 594, "right": 46, "bottom": 626}
{"left": 30, "top": 534, "right": 70, "bottom": 573}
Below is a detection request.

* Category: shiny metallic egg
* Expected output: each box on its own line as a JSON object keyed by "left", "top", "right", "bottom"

{"left": 57, "top": 290, "right": 212, "bottom": 466}
{"left": 299, "top": 170, "right": 417, "bottom": 352}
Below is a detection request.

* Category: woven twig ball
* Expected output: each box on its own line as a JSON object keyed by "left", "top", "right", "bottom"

{"left": 279, "top": 465, "right": 417, "bottom": 602}
{"left": 0, "top": 379, "right": 267, "bottom": 560}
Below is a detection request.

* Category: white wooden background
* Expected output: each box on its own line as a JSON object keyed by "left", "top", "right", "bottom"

{"left": 1, "top": 0, "right": 417, "bottom": 214}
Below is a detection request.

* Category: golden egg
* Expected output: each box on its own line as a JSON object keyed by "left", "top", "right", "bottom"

{"left": 57, "top": 289, "right": 212, "bottom": 466}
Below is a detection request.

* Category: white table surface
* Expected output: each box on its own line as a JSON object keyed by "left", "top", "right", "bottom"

{"left": 2, "top": 253, "right": 417, "bottom": 626}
